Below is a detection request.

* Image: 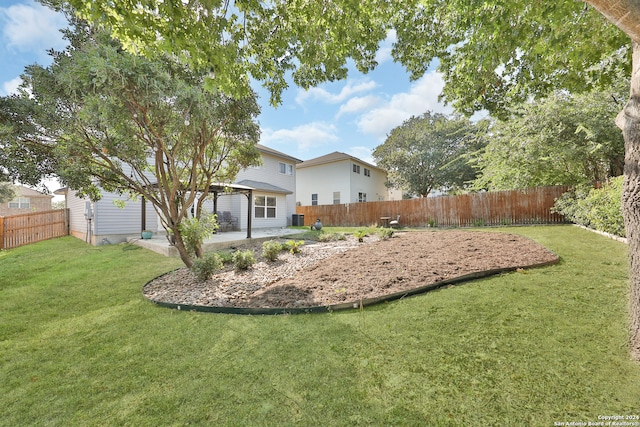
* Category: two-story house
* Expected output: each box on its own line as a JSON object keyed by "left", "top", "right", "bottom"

{"left": 63, "top": 144, "right": 301, "bottom": 245}
{"left": 0, "top": 185, "right": 53, "bottom": 216}
{"left": 296, "top": 152, "right": 398, "bottom": 206}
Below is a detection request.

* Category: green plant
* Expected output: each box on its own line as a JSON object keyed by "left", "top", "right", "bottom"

{"left": 354, "top": 229, "right": 367, "bottom": 242}
{"left": 553, "top": 177, "right": 625, "bottom": 237}
{"left": 190, "top": 252, "right": 223, "bottom": 282}
{"left": 178, "top": 213, "right": 219, "bottom": 257}
{"left": 427, "top": 218, "right": 437, "bottom": 228}
{"left": 377, "top": 228, "right": 394, "bottom": 240}
{"left": 318, "top": 232, "right": 346, "bottom": 242}
{"left": 232, "top": 249, "right": 256, "bottom": 270}
{"left": 262, "top": 240, "right": 284, "bottom": 262}
{"left": 284, "top": 240, "right": 305, "bottom": 254}
{"left": 472, "top": 218, "right": 486, "bottom": 227}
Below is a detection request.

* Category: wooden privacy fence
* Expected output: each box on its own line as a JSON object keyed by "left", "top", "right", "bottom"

{"left": 0, "top": 209, "right": 69, "bottom": 250}
{"left": 296, "top": 186, "right": 571, "bottom": 228}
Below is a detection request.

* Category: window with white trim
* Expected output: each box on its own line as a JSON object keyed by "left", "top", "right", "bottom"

{"left": 364, "top": 168, "right": 370, "bottom": 177}
{"left": 279, "top": 162, "right": 294, "bottom": 175}
{"left": 311, "top": 193, "right": 318, "bottom": 206}
{"left": 8, "top": 197, "right": 30, "bottom": 209}
{"left": 254, "top": 195, "right": 277, "bottom": 218}
{"left": 333, "top": 192, "right": 340, "bottom": 205}
{"left": 358, "top": 192, "right": 367, "bottom": 202}
{"left": 353, "top": 164, "right": 360, "bottom": 174}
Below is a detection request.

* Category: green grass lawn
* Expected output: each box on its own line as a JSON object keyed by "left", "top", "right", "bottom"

{"left": 1, "top": 226, "right": 639, "bottom": 426}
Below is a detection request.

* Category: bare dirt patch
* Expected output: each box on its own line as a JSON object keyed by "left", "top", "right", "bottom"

{"left": 143, "top": 230, "right": 558, "bottom": 311}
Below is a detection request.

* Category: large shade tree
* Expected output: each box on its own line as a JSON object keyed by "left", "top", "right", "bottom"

{"left": 5, "top": 22, "right": 261, "bottom": 267}
{"left": 474, "top": 88, "right": 626, "bottom": 190}
{"left": 40, "top": 0, "right": 640, "bottom": 359}
{"left": 373, "top": 112, "right": 485, "bottom": 197}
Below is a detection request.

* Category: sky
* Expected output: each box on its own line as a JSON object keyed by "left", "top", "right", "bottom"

{"left": 0, "top": 0, "right": 461, "bottom": 191}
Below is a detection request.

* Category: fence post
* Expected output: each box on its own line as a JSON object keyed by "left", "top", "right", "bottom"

{"left": 0, "top": 216, "right": 4, "bottom": 250}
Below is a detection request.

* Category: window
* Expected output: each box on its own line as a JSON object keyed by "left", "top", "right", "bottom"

{"left": 311, "top": 193, "right": 318, "bottom": 206}
{"left": 8, "top": 197, "right": 30, "bottom": 209}
{"left": 364, "top": 168, "right": 370, "bottom": 177}
{"left": 353, "top": 164, "right": 360, "bottom": 174}
{"left": 333, "top": 192, "right": 340, "bottom": 205}
{"left": 254, "top": 195, "right": 277, "bottom": 218}
{"left": 358, "top": 192, "right": 367, "bottom": 203}
{"left": 279, "top": 162, "right": 293, "bottom": 175}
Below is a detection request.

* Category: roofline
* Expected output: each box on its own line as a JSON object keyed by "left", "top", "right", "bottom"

{"left": 297, "top": 151, "right": 386, "bottom": 172}
{"left": 256, "top": 144, "right": 302, "bottom": 164}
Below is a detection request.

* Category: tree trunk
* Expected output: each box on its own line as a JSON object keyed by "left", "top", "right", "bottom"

{"left": 171, "top": 227, "right": 194, "bottom": 268}
{"left": 617, "top": 40, "right": 640, "bottom": 361}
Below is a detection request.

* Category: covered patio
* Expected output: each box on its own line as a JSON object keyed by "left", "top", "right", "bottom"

{"left": 141, "top": 182, "right": 255, "bottom": 239}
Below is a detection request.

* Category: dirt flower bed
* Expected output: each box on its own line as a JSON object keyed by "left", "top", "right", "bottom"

{"left": 143, "top": 230, "right": 558, "bottom": 310}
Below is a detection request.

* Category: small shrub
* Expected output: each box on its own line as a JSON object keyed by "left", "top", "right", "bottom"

{"left": 552, "top": 177, "right": 625, "bottom": 237}
{"left": 377, "top": 228, "right": 394, "bottom": 240}
{"left": 179, "top": 213, "right": 219, "bottom": 256}
{"left": 354, "top": 230, "right": 367, "bottom": 243}
{"left": 232, "top": 249, "right": 256, "bottom": 270}
{"left": 284, "top": 239, "right": 305, "bottom": 254}
{"left": 262, "top": 240, "right": 284, "bottom": 262}
{"left": 190, "top": 252, "right": 223, "bottom": 282}
{"left": 318, "top": 232, "right": 346, "bottom": 242}
{"left": 217, "top": 249, "right": 234, "bottom": 264}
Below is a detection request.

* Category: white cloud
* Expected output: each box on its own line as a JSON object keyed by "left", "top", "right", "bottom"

{"left": 3, "top": 76, "right": 22, "bottom": 95}
{"left": 336, "top": 95, "right": 381, "bottom": 119}
{"left": 375, "top": 29, "right": 397, "bottom": 65}
{"left": 295, "top": 80, "right": 378, "bottom": 105}
{"left": 1, "top": 1, "right": 67, "bottom": 55}
{"left": 356, "top": 71, "right": 453, "bottom": 141}
{"left": 261, "top": 122, "right": 340, "bottom": 153}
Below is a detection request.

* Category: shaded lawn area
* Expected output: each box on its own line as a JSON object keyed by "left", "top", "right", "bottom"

{"left": 1, "top": 226, "right": 639, "bottom": 426}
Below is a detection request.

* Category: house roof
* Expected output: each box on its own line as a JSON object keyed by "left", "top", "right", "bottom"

{"left": 256, "top": 144, "right": 302, "bottom": 164}
{"left": 296, "top": 151, "right": 386, "bottom": 172}
{"left": 13, "top": 185, "right": 54, "bottom": 198}
{"left": 236, "top": 179, "right": 293, "bottom": 195}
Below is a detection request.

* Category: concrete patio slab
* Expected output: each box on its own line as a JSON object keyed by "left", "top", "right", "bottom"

{"left": 128, "top": 227, "right": 303, "bottom": 257}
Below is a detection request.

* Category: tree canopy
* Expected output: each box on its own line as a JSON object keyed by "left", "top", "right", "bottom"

{"left": 391, "top": 1, "right": 629, "bottom": 116}
{"left": 473, "top": 87, "right": 626, "bottom": 190}
{"left": 43, "top": 0, "right": 629, "bottom": 113}
{"left": 373, "top": 112, "right": 486, "bottom": 197}
{"left": 0, "top": 95, "right": 59, "bottom": 187}
{"left": 44, "top": 0, "right": 391, "bottom": 106}
{"left": 3, "top": 22, "right": 261, "bottom": 266}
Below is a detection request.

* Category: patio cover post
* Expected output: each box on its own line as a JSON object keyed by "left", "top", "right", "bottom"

{"left": 246, "top": 190, "right": 252, "bottom": 239}
{"left": 141, "top": 196, "right": 146, "bottom": 233}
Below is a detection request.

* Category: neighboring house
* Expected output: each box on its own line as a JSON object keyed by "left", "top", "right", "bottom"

{"left": 0, "top": 185, "right": 53, "bottom": 216}
{"left": 296, "top": 152, "right": 399, "bottom": 206}
{"left": 63, "top": 144, "right": 301, "bottom": 245}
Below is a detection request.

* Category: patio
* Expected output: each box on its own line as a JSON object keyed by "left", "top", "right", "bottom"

{"left": 128, "top": 227, "right": 301, "bottom": 257}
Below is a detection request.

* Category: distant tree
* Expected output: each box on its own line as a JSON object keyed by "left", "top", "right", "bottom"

{"left": 0, "top": 96, "right": 59, "bottom": 187}
{"left": 373, "top": 112, "right": 486, "bottom": 197}
{"left": 0, "top": 183, "right": 15, "bottom": 203}
{"left": 473, "top": 88, "right": 626, "bottom": 190}
{"left": 3, "top": 23, "right": 261, "bottom": 267}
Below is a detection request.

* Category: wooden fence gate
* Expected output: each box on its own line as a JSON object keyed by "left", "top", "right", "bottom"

{"left": 296, "top": 186, "right": 570, "bottom": 228}
{"left": 0, "top": 209, "right": 69, "bottom": 250}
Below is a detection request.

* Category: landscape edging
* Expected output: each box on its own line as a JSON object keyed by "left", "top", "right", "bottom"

{"left": 142, "top": 256, "right": 560, "bottom": 315}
